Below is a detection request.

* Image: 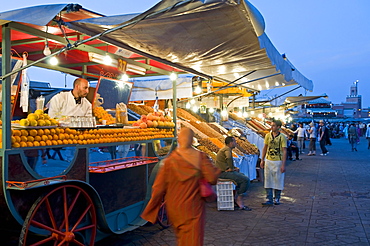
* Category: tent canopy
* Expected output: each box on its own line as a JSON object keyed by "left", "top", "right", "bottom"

{"left": 67, "top": 0, "right": 313, "bottom": 92}
{"left": 285, "top": 94, "right": 328, "bottom": 104}
{"left": 1, "top": 0, "right": 313, "bottom": 95}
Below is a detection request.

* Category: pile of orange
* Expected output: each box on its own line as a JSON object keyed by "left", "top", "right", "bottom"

{"left": 11, "top": 127, "right": 174, "bottom": 148}
{"left": 93, "top": 107, "right": 115, "bottom": 125}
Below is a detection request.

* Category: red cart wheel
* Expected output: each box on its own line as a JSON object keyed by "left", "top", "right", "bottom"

{"left": 157, "top": 201, "right": 171, "bottom": 229}
{"left": 19, "top": 184, "right": 97, "bottom": 246}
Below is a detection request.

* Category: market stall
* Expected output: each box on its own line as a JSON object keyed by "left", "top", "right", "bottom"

{"left": 1, "top": 1, "right": 312, "bottom": 244}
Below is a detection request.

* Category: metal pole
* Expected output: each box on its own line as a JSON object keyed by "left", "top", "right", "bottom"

{"left": 172, "top": 76, "right": 177, "bottom": 139}
{"left": 1, "top": 24, "right": 12, "bottom": 150}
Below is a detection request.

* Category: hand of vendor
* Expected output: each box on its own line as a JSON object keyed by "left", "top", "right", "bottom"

{"left": 260, "top": 160, "right": 265, "bottom": 169}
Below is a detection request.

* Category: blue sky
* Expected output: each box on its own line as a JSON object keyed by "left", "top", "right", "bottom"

{"left": 3, "top": 0, "right": 370, "bottom": 107}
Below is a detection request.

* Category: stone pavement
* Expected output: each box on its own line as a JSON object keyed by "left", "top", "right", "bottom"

{"left": 97, "top": 137, "right": 370, "bottom": 246}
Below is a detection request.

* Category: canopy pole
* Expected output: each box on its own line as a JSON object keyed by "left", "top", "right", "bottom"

{"left": 172, "top": 77, "right": 177, "bottom": 139}
{"left": 1, "top": 24, "right": 12, "bottom": 150}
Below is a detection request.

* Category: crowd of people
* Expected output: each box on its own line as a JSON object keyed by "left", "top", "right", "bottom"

{"left": 288, "top": 120, "right": 370, "bottom": 153}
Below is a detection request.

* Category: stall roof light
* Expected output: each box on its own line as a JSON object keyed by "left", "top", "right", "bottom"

{"left": 49, "top": 56, "right": 58, "bottom": 66}
{"left": 88, "top": 52, "right": 146, "bottom": 75}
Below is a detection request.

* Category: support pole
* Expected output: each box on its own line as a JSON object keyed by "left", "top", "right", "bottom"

{"left": 1, "top": 24, "right": 12, "bottom": 150}
{"left": 172, "top": 77, "right": 177, "bottom": 139}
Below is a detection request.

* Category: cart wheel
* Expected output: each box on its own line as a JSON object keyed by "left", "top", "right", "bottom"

{"left": 19, "top": 184, "right": 97, "bottom": 246}
{"left": 157, "top": 201, "right": 171, "bottom": 229}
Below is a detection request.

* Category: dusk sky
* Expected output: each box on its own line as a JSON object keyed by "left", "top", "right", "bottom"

{"left": 3, "top": 0, "right": 370, "bottom": 107}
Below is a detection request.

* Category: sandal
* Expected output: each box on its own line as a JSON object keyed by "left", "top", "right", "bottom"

{"left": 240, "top": 206, "right": 252, "bottom": 211}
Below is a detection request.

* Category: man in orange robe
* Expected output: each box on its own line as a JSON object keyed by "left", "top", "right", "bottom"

{"left": 141, "top": 128, "right": 220, "bottom": 246}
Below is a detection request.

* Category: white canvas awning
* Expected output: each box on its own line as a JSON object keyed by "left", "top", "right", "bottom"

{"left": 67, "top": 0, "right": 313, "bottom": 92}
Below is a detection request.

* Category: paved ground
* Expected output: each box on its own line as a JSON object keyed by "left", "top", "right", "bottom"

{"left": 2, "top": 137, "right": 369, "bottom": 245}
{"left": 96, "top": 137, "right": 370, "bottom": 246}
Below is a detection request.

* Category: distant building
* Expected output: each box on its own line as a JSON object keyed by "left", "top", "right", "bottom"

{"left": 304, "top": 98, "right": 337, "bottom": 118}
{"left": 332, "top": 80, "right": 369, "bottom": 118}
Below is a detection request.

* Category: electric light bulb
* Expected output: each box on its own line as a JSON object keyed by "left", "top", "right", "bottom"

{"left": 209, "top": 108, "right": 214, "bottom": 113}
{"left": 103, "top": 55, "right": 112, "bottom": 65}
{"left": 49, "top": 56, "right": 58, "bottom": 65}
{"left": 121, "top": 73, "right": 129, "bottom": 81}
{"left": 194, "top": 86, "right": 202, "bottom": 94}
{"left": 43, "top": 41, "right": 51, "bottom": 56}
{"left": 170, "top": 72, "right": 177, "bottom": 81}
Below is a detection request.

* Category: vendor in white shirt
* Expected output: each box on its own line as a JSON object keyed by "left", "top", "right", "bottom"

{"left": 48, "top": 78, "right": 92, "bottom": 118}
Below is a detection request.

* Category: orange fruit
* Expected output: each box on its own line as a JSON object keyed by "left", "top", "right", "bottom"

{"left": 12, "top": 142, "right": 21, "bottom": 148}
{"left": 48, "top": 135, "right": 53, "bottom": 140}
{"left": 13, "top": 130, "right": 21, "bottom": 136}
{"left": 78, "top": 135, "right": 84, "bottom": 140}
{"left": 50, "top": 129, "right": 56, "bottom": 135}
{"left": 51, "top": 140, "right": 58, "bottom": 145}
{"left": 77, "top": 140, "right": 83, "bottom": 145}
{"left": 59, "top": 128, "right": 65, "bottom": 134}
{"left": 11, "top": 136, "right": 16, "bottom": 144}
{"left": 40, "top": 141, "right": 46, "bottom": 146}
{"left": 37, "top": 129, "right": 44, "bottom": 136}
{"left": 68, "top": 139, "right": 73, "bottom": 144}
{"left": 65, "top": 128, "right": 71, "bottom": 134}
{"left": 27, "top": 142, "right": 34, "bottom": 147}
{"left": 82, "top": 140, "right": 87, "bottom": 145}
{"left": 58, "top": 134, "right": 65, "bottom": 140}
{"left": 55, "top": 128, "right": 61, "bottom": 134}
{"left": 57, "top": 140, "right": 63, "bottom": 145}
{"left": 14, "top": 136, "right": 21, "bottom": 143}
{"left": 20, "top": 142, "right": 27, "bottom": 148}
{"left": 21, "top": 130, "right": 28, "bottom": 136}
{"left": 53, "top": 135, "right": 59, "bottom": 141}
{"left": 34, "top": 141, "right": 40, "bottom": 147}
{"left": 21, "top": 136, "right": 28, "bottom": 142}
{"left": 29, "top": 129, "right": 37, "bottom": 136}
{"left": 34, "top": 136, "right": 42, "bottom": 141}
{"left": 41, "top": 135, "right": 48, "bottom": 141}
{"left": 44, "top": 129, "right": 50, "bottom": 135}
{"left": 63, "top": 139, "right": 69, "bottom": 145}
{"left": 27, "top": 136, "right": 34, "bottom": 142}
{"left": 73, "top": 139, "right": 78, "bottom": 144}
{"left": 46, "top": 140, "right": 52, "bottom": 146}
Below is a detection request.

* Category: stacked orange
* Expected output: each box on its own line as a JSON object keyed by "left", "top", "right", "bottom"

{"left": 93, "top": 106, "right": 115, "bottom": 125}
{"left": 11, "top": 127, "right": 174, "bottom": 148}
